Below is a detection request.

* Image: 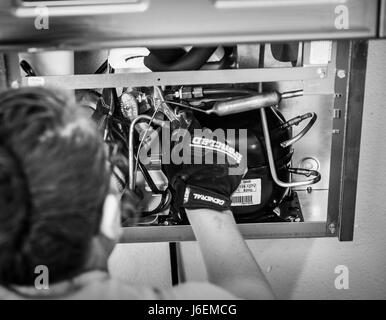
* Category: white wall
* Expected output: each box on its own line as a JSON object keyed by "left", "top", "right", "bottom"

{"left": 109, "top": 40, "right": 386, "bottom": 299}
{"left": 109, "top": 243, "right": 172, "bottom": 288}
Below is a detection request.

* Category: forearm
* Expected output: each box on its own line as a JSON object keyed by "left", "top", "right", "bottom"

{"left": 186, "top": 208, "right": 275, "bottom": 300}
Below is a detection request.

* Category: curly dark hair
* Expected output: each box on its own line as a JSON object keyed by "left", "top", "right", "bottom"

{"left": 0, "top": 87, "right": 110, "bottom": 286}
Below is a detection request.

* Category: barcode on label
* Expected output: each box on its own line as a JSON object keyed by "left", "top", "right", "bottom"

{"left": 231, "top": 195, "right": 253, "bottom": 205}
{"left": 231, "top": 178, "right": 261, "bottom": 206}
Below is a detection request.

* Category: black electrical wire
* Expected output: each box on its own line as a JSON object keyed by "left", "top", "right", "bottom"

{"left": 137, "top": 161, "right": 166, "bottom": 195}
{"left": 144, "top": 47, "right": 217, "bottom": 72}
{"left": 102, "top": 95, "right": 174, "bottom": 218}
{"left": 109, "top": 116, "right": 132, "bottom": 129}
{"left": 110, "top": 125, "right": 127, "bottom": 144}
{"left": 20, "top": 60, "right": 36, "bottom": 77}
{"left": 140, "top": 191, "right": 171, "bottom": 217}
{"left": 160, "top": 189, "right": 172, "bottom": 211}
{"left": 109, "top": 123, "right": 172, "bottom": 217}
{"left": 159, "top": 99, "right": 208, "bottom": 114}
{"left": 125, "top": 55, "right": 147, "bottom": 62}
{"left": 95, "top": 60, "right": 109, "bottom": 74}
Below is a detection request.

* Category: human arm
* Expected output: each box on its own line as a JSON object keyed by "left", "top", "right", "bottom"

{"left": 186, "top": 208, "right": 275, "bottom": 300}
{"left": 162, "top": 122, "right": 275, "bottom": 299}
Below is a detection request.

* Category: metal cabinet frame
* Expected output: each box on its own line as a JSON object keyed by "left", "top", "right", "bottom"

{"left": 0, "top": 40, "right": 368, "bottom": 242}
{"left": 123, "top": 41, "right": 367, "bottom": 242}
{"left": 0, "top": 0, "right": 384, "bottom": 51}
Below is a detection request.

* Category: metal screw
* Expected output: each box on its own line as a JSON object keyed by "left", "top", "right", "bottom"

{"left": 306, "top": 186, "right": 313, "bottom": 193}
{"left": 317, "top": 68, "right": 326, "bottom": 79}
{"left": 10, "top": 81, "right": 19, "bottom": 89}
{"left": 337, "top": 69, "right": 346, "bottom": 79}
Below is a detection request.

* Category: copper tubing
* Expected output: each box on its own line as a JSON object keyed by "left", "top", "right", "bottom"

{"left": 209, "top": 90, "right": 303, "bottom": 116}
{"left": 260, "top": 107, "right": 320, "bottom": 188}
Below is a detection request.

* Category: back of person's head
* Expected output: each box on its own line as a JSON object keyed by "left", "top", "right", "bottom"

{"left": 0, "top": 87, "right": 110, "bottom": 287}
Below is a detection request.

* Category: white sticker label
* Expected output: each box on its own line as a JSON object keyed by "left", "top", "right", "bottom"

{"left": 309, "top": 41, "right": 332, "bottom": 65}
{"left": 231, "top": 178, "right": 261, "bottom": 206}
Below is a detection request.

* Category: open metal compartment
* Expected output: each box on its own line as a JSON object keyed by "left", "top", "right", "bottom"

{"left": 122, "top": 40, "right": 367, "bottom": 242}
{"left": 0, "top": 40, "right": 368, "bottom": 242}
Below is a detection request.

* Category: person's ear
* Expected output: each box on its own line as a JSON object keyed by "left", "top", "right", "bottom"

{"left": 100, "top": 194, "right": 122, "bottom": 241}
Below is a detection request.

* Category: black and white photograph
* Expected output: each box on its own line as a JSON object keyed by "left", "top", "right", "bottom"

{"left": 0, "top": 0, "right": 385, "bottom": 308}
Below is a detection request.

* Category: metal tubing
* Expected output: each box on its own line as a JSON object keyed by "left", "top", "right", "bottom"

{"left": 128, "top": 115, "right": 152, "bottom": 191}
{"left": 210, "top": 91, "right": 281, "bottom": 116}
{"left": 281, "top": 89, "right": 304, "bottom": 99}
{"left": 209, "top": 89, "right": 303, "bottom": 116}
{"left": 280, "top": 112, "right": 317, "bottom": 148}
{"left": 260, "top": 108, "right": 320, "bottom": 188}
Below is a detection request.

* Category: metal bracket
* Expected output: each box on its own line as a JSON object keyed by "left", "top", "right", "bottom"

{"left": 19, "top": 67, "right": 326, "bottom": 90}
